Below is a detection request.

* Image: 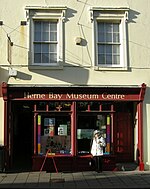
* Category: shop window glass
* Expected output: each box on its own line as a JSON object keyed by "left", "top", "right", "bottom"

{"left": 97, "top": 114, "right": 111, "bottom": 155}
{"left": 37, "top": 102, "right": 47, "bottom": 110}
{"left": 77, "top": 101, "right": 113, "bottom": 111}
{"left": 48, "top": 102, "right": 72, "bottom": 111}
{"left": 37, "top": 114, "right": 71, "bottom": 155}
{"left": 77, "top": 114, "right": 111, "bottom": 155}
{"left": 102, "top": 102, "right": 112, "bottom": 111}
{"left": 36, "top": 101, "right": 72, "bottom": 111}
{"left": 77, "top": 102, "right": 88, "bottom": 111}
{"left": 77, "top": 115, "right": 95, "bottom": 154}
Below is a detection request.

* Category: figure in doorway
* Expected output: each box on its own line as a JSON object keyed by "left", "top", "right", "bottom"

{"left": 90, "top": 130, "right": 106, "bottom": 172}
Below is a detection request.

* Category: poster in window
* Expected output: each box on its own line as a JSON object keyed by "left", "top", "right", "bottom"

{"left": 77, "top": 129, "right": 94, "bottom": 139}
{"left": 49, "top": 126, "right": 55, "bottom": 136}
{"left": 44, "top": 126, "right": 54, "bottom": 136}
{"left": 44, "top": 118, "right": 55, "bottom": 127}
{"left": 58, "top": 124, "right": 67, "bottom": 136}
{"left": 44, "top": 128, "right": 50, "bottom": 136}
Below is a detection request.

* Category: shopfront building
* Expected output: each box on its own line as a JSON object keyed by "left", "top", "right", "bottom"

{"left": 1, "top": 82, "right": 146, "bottom": 172}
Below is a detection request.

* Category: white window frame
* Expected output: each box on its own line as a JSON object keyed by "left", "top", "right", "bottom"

{"left": 90, "top": 7, "right": 129, "bottom": 70}
{"left": 25, "top": 6, "right": 67, "bottom": 69}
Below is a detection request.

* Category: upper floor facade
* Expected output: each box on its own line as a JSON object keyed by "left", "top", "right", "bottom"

{"left": 0, "top": 0, "right": 149, "bottom": 86}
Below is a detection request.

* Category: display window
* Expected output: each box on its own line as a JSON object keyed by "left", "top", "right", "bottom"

{"left": 37, "top": 114, "right": 71, "bottom": 155}
{"left": 76, "top": 101, "right": 112, "bottom": 155}
{"left": 77, "top": 114, "right": 111, "bottom": 155}
{"left": 35, "top": 101, "right": 72, "bottom": 156}
{"left": 35, "top": 101, "right": 112, "bottom": 157}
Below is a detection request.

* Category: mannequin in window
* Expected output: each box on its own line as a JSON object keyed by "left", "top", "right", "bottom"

{"left": 90, "top": 130, "right": 106, "bottom": 172}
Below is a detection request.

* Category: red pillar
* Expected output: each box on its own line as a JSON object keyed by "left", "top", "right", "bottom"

{"left": 71, "top": 102, "right": 76, "bottom": 156}
{"left": 1, "top": 82, "right": 8, "bottom": 169}
{"left": 138, "top": 101, "right": 144, "bottom": 171}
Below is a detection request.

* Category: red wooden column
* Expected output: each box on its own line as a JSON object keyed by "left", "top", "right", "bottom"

{"left": 33, "top": 104, "right": 37, "bottom": 155}
{"left": 71, "top": 101, "right": 76, "bottom": 156}
{"left": 138, "top": 83, "right": 146, "bottom": 171}
{"left": 1, "top": 82, "right": 8, "bottom": 169}
{"left": 138, "top": 101, "right": 144, "bottom": 171}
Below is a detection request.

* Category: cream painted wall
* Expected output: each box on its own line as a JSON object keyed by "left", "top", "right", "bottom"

{"left": 0, "top": 0, "right": 149, "bottom": 86}
{"left": 0, "top": 0, "right": 150, "bottom": 170}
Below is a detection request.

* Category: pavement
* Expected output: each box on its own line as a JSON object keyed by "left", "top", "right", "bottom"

{"left": 0, "top": 169, "right": 150, "bottom": 189}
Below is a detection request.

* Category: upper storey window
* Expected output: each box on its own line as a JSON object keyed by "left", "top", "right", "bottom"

{"left": 26, "top": 6, "right": 67, "bottom": 69}
{"left": 90, "top": 7, "right": 129, "bottom": 70}
{"left": 97, "top": 22, "right": 120, "bottom": 65}
{"left": 34, "top": 21, "right": 58, "bottom": 64}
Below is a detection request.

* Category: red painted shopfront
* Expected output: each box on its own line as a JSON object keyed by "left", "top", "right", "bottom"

{"left": 1, "top": 82, "right": 146, "bottom": 172}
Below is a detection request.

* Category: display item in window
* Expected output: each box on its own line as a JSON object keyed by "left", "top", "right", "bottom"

{"left": 90, "top": 130, "right": 106, "bottom": 173}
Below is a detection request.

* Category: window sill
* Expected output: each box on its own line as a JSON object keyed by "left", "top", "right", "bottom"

{"left": 94, "top": 66, "right": 128, "bottom": 71}
{"left": 28, "top": 65, "right": 63, "bottom": 70}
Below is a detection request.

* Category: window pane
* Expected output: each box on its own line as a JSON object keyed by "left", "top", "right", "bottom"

{"left": 98, "top": 22, "right": 104, "bottom": 32}
{"left": 98, "top": 54, "right": 105, "bottom": 65}
{"left": 98, "top": 23, "right": 105, "bottom": 42}
{"left": 34, "top": 53, "right": 41, "bottom": 63}
{"left": 113, "top": 23, "right": 119, "bottom": 32}
{"left": 106, "top": 55, "right": 112, "bottom": 64}
{"left": 106, "top": 45, "right": 112, "bottom": 54}
{"left": 98, "top": 33, "right": 104, "bottom": 42}
{"left": 50, "top": 53, "right": 57, "bottom": 63}
{"left": 113, "top": 55, "right": 120, "bottom": 64}
{"left": 43, "top": 32, "right": 49, "bottom": 41}
{"left": 35, "top": 22, "right": 41, "bottom": 31}
{"left": 42, "top": 44, "right": 49, "bottom": 53}
{"left": 113, "top": 33, "right": 120, "bottom": 43}
{"left": 50, "top": 44, "right": 57, "bottom": 53}
{"left": 42, "top": 53, "right": 49, "bottom": 63}
{"left": 50, "top": 22, "right": 57, "bottom": 31}
{"left": 50, "top": 23, "right": 57, "bottom": 41}
{"left": 43, "top": 22, "right": 49, "bottom": 31}
{"left": 34, "top": 22, "right": 41, "bottom": 41}
{"left": 34, "top": 32, "right": 41, "bottom": 41}
{"left": 106, "top": 33, "right": 112, "bottom": 42}
{"left": 113, "top": 45, "right": 120, "bottom": 54}
{"left": 106, "top": 23, "right": 113, "bottom": 33}
{"left": 98, "top": 45, "right": 104, "bottom": 54}
{"left": 34, "top": 44, "right": 41, "bottom": 53}
{"left": 50, "top": 32, "right": 57, "bottom": 41}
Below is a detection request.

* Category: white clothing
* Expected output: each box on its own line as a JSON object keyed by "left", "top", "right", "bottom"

{"left": 91, "top": 136, "right": 106, "bottom": 156}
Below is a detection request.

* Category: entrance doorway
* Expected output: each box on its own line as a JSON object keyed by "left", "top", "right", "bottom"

{"left": 11, "top": 102, "right": 33, "bottom": 171}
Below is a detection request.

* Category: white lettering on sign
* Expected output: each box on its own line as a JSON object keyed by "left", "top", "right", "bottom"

{"left": 66, "top": 93, "right": 99, "bottom": 99}
{"left": 102, "top": 93, "right": 125, "bottom": 100}
{"left": 49, "top": 93, "right": 63, "bottom": 100}
{"left": 23, "top": 92, "right": 125, "bottom": 100}
{"left": 24, "top": 92, "right": 45, "bottom": 99}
